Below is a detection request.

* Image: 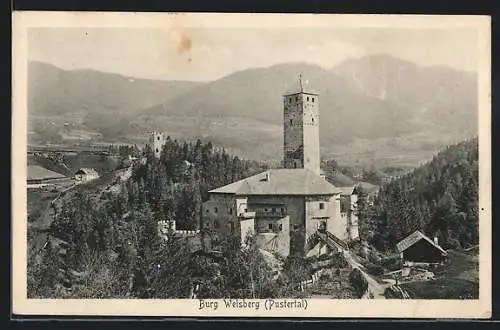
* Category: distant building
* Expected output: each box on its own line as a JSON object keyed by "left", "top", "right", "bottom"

{"left": 150, "top": 131, "right": 166, "bottom": 159}
{"left": 338, "top": 187, "right": 359, "bottom": 241}
{"left": 396, "top": 230, "right": 447, "bottom": 265}
{"left": 27, "top": 165, "right": 67, "bottom": 188}
{"left": 74, "top": 168, "right": 99, "bottom": 183}
{"left": 202, "top": 76, "right": 357, "bottom": 258}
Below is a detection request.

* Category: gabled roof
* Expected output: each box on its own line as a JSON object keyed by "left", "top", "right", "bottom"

{"left": 28, "top": 165, "right": 66, "bottom": 181}
{"left": 75, "top": 168, "right": 99, "bottom": 176}
{"left": 209, "top": 169, "right": 340, "bottom": 196}
{"left": 355, "top": 181, "right": 380, "bottom": 194}
{"left": 396, "top": 230, "right": 447, "bottom": 255}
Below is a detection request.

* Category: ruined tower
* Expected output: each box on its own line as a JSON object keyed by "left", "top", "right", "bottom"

{"left": 150, "top": 131, "right": 166, "bottom": 159}
{"left": 283, "top": 74, "right": 320, "bottom": 175}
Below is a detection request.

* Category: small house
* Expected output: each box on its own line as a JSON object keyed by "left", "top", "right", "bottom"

{"left": 396, "top": 230, "right": 447, "bottom": 265}
{"left": 74, "top": 168, "right": 99, "bottom": 183}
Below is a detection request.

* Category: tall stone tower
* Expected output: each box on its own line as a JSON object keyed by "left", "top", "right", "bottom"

{"left": 283, "top": 75, "right": 320, "bottom": 175}
{"left": 150, "top": 131, "right": 166, "bottom": 159}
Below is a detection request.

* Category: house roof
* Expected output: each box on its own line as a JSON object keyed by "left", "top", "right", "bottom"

{"left": 209, "top": 169, "right": 340, "bottom": 196}
{"left": 338, "top": 186, "right": 356, "bottom": 195}
{"left": 27, "top": 165, "right": 66, "bottom": 181}
{"left": 396, "top": 230, "right": 447, "bottom": 255}
{"left": 75, "top": 168, "right": 99, "bottom": 176}
{"left": 356, "top": 181, "right": 380, "bottom": 194}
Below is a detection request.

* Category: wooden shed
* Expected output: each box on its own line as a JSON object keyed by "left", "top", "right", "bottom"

{"left": 396, "top": 230, "right": 447, "bottom": 265}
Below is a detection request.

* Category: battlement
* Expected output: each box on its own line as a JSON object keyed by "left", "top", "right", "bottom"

{"left": 150, "top": 131, "right": 167, "bottom": 158}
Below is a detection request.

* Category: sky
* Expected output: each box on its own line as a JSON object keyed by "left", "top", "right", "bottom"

{"left": 28, "top": 27, "right": 478, "bottom": 82}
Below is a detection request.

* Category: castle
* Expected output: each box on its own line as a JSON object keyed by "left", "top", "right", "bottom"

{"left": 202, "top": 76, "right": 359, "bottom": 258}
{"left": 150, "top": 131, "right": 166, "bottom": 159}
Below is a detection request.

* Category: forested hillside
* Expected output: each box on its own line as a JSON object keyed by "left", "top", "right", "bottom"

{"left": 28, "top": 138, "right": 272, "bottom": 298}
{"left": 359, "top": 138, "right": 479, "bottom": 251}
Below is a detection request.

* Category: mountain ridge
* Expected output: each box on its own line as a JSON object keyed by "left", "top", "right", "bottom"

{"left": 28, "top": 55, "right": 478, "bottom": 166}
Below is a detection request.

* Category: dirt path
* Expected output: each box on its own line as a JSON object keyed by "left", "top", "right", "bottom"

{"left": 343, "top": 251, "right": 390, "bottom": 299}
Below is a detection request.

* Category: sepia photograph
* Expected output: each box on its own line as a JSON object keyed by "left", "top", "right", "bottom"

{"left": 12, "top": 12, "right": 491, "bottom": 318}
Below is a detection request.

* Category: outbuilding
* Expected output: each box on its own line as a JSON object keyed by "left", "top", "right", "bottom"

{"left": 74, "top": 168, "right": 100, "bottom": 183}
{"left": 396, "top": 230, "right": 448, "bottom": 265}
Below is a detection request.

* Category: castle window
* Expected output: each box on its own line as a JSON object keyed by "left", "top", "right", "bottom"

{"left": 289, "top": 97, "right": 292, "bottom": 104}
{"left": 229, "top": 208, "right": 233, "bottom": 215}
{"left": 268, "top": 223, "right": 273, "bottom": 230}
{"left": 319, "top": 203, "right": 325, "bottom": 210}
{"left": 281, "top": 207, "right": 285, "bottom": 214}
{"left": 156, "top": 148, "right": 159, "bottom": 153}
{"left": 294, "top": 162, "right": 297, "bottom": 168}
{"left": 293, "top": 224, "right": 299, "bottom": 230}
{"left": 295, "top": 96, "right": 298, "bottom": 101}
{"left": 264, "top": 208, "right": 268, "bottom": 212}
{"left": 244, "top": 208, "right": 248, "bottom": 212}
{"left": 206, "top": 209, "right": 209, "bottom": 213}
{"left": 312, "top": 97, "right": 315, "bottom": 103}
{"left": 157, "top": 136, "right": 160, "bottom": 140}
{"left": 289, "top": 119, "right": 292, "bottom": 125}
{"left": 214, "top": 207, "right": 218, "bottom": 213}
{"left": 307, "top": 96, "right": 309, "bottom": 101}
{"left": 312, "top": 118, "right": 314, "bottom": 123}
{"left": 279, "top": 224, "right": 283, "bottom": 231}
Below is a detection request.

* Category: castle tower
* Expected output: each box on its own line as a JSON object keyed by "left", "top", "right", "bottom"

{"left": 150, "top": 131, "right": 166, "bottom": 159}
{"left": 283, "top": 74, "right": 320, "bottom": 175}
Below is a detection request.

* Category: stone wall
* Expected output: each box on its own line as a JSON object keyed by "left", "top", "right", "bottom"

{"left": 202, "top": 194, "right": 238, "bottom": 237}
{"left": 283, "top": 94, "right": 304, "bottom": 169}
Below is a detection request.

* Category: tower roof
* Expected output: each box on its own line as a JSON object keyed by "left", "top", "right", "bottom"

{"left": 283, "top": 74, "right": 319, "bottom": 96}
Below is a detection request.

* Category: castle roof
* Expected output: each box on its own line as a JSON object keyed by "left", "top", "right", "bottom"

{"left": 283, "top": 75, "right": 318, "bottom": 96}
{"left": 209, "top": 169, "right": 340, "bottom": 196}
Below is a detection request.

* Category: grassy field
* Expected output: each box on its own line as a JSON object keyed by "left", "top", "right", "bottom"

{"left": 400, "top": 250, "right": 479, "bottom": 299}
{"left": 402, "top": 278, "right": 478, "bottom": 300}
{"left": 27, "top": 190, "right": 59, "bottom": 225}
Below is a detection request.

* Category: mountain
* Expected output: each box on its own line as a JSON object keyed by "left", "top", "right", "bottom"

{"left": 28, "top": 61, "right": 201, "bottom": 144}
{"left": 29, "top": 61, "right": 200, "bottom": 116}
{"left": 365, "top": 137, "right": 479, "bottom": 251}
{"left": 133, "top": 56, "right": 477, "bottom": 162}
{"left": 28, "top": 56, "right": 478, "bottom": 166}
{"left": 333, "top": 54, "right": 477, "bottom": 135}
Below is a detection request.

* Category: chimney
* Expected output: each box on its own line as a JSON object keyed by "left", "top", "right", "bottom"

{"left": 434, "top": 236, "right": 439, "bottom": 245}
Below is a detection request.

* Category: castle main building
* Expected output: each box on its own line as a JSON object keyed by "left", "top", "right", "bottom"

{"left": 202, "top": 76, "right": 358, "bottom": 257}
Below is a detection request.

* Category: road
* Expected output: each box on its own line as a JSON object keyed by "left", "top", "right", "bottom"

{"left": 343, "top": 251, "right": 390, "bottom": 299}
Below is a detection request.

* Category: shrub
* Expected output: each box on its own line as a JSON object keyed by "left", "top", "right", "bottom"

{"left": 331, "top": 252, "right": 348, "bottom": 268}
{"left": 364, "top": 263, "right": 385, "bottom": 276}
{"left": 349, "top": 268, "right": 368, "bottom": 298}
{"left": 381, "top": 256, "right": 403, "bottom": 271}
